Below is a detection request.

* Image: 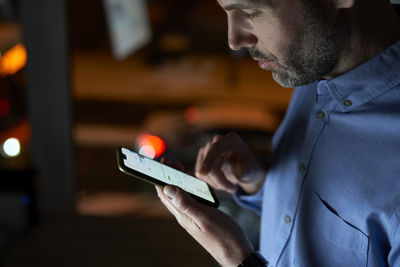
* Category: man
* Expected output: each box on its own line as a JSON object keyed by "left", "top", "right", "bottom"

{"left": 156, "top": 0, "right": 400, "bottom": 266}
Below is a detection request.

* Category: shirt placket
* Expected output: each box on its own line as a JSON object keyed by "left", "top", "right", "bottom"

{"left": 276, "top": 84, "right": 334, "bottom": 266}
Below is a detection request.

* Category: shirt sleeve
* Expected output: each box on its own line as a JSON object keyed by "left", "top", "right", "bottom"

{"left": 232, "top": 184, "right": 264, "bottom": 216}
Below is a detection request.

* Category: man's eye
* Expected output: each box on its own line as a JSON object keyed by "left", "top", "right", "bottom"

{"left": 241, "top": 9, "right": 262, "bottom": 19}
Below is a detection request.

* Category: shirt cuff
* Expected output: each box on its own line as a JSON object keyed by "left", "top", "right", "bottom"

{"left": 233, "top": 185, "right": 264, "bottom": 215}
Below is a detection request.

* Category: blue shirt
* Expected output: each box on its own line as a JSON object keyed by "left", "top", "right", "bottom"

{"left": 236, "top": 40, "right": 400, "bottom": 266}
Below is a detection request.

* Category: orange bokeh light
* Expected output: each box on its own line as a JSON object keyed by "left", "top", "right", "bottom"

{"left": 0, "top": 43, "right": 27, "bottom": 77}
{"left": 136, "top": 133, "right": 166, "bottom": 158}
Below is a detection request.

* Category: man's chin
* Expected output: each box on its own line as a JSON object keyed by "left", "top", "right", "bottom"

{"left": 257, "top": 62, "right": 303, "bottom": 88}
{"left": 271, "top": 70, "right": 316, "bottom": 88}
{"left": 271, "top": 72, "right": 297, "bottom": 88}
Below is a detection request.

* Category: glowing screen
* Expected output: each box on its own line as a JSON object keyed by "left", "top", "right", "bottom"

{"left": 121, "top": 148, "right": 215, "bottom": 203}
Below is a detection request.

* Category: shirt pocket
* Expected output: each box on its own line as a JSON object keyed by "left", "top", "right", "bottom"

{"left": 299, "top": 192, "right": 369, "bottom": 267}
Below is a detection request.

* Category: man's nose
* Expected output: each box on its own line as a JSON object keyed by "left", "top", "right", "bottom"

{"left": 227, "top": 16, "right": 257, "bottom": 50}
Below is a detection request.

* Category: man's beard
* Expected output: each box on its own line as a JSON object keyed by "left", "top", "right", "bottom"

{"left": 248, "top": 13, "right": 350, "bottom": 88}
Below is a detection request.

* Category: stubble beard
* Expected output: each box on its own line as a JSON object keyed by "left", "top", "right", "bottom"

{"left": 249, "top": 12, "right": 350, "bottom": 88}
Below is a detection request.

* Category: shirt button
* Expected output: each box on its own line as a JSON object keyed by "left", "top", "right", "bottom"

{"left": 284, "top": 215, "right": 292, "bottom": 223}
{"left": 316, "top": 111, "right": 325, "bottom": 119}
{"left": 344, "top": 99, "right": 352, "bottom": 107}
{"left": 299, "top": 164, "right": 306, "bottom": 172}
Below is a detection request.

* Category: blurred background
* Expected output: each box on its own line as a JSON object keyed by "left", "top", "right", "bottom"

{"left": 0, "top": 0, "right": 293, "bottom": 266}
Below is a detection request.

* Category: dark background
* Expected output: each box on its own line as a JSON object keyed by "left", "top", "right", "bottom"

{"left": 0, "top": 0, "right": 294, "bottom": 266}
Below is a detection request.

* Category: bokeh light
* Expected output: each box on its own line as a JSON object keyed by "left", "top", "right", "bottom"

{"left": 2, "top": 137, "right": 21, "bottom": 157}
{"left": 0, "top": 43, "right": 27, "bottom": 77}
{"left": 183, "top": 106, "right": 201, "bottom": 124}
{"left": 139, "top": 145, "right": 156, "bottom": 159}
{"left": 0, "top": 99, "right": 10, "bottom": 117}
{"left": 136, "top": 133, "right": 166, "bottom": 158}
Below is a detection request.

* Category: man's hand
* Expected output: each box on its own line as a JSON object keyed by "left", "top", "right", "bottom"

{"left": 195, "top": 132, "right": 267, "bottom": 194}
{"left": 156, "top": 185, "right": 254, "bottom": 267}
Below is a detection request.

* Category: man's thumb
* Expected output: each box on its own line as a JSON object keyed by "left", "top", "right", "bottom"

{"left": 164, "top": 185, "right": 177, "bottom": 199}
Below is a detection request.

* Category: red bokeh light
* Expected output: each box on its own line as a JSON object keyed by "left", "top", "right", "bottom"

{"left": 136, "top": 133, "right": 166, "bottom": 158}
{"left": 0, "top": 99, "right": 10, "bottom": 117}
{"left": 184, "top": 106, "right": 201, "bottom": 124}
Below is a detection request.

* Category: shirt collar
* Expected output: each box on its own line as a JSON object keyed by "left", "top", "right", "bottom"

{"left": 316, "top": 40, "right": 400, "bottom": 112}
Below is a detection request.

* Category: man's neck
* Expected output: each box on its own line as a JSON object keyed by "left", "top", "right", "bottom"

{"left": 325, "top": 0, "right": 400, "bottom": 80}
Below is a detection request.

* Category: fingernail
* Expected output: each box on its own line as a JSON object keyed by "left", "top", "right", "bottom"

{"left": 164, "top": 186, "right": 177, "bottom": 198}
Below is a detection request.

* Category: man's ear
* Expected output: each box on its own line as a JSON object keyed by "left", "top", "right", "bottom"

{"left": 335, "top": 0, "right": 356, "bottom": 8}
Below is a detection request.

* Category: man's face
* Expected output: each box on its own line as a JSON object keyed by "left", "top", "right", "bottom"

{"left": 217, "top": 0, "right": 349, "bottom": 87}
